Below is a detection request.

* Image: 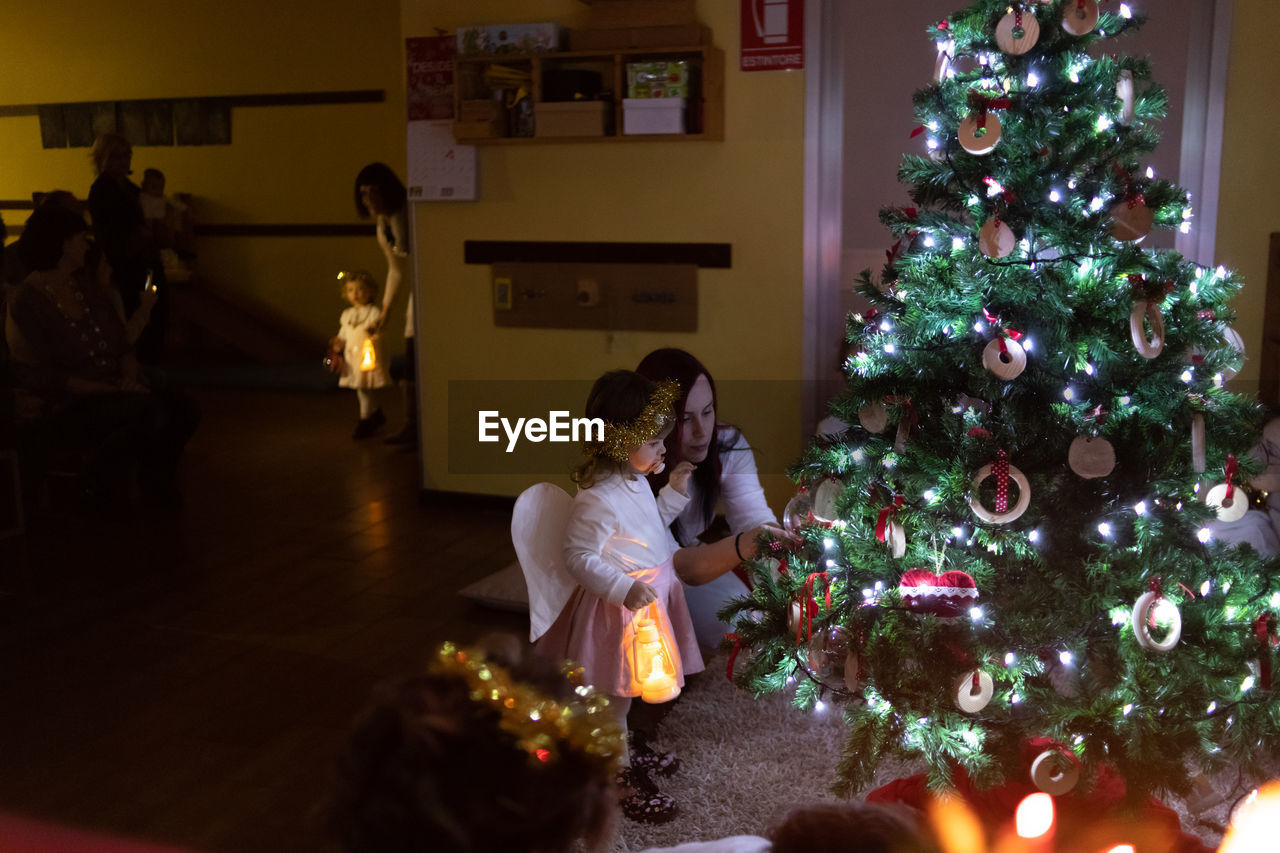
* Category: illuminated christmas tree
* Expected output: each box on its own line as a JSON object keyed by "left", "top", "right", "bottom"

{"left": 728, "top": 0, "right": 1279, "bottom": 813}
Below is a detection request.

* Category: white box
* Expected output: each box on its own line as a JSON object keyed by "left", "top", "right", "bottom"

{"left": 622, "top": 97, "right": 686, "bottom": 135}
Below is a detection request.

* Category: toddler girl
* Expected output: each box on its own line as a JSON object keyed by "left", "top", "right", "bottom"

{"left": 330, "top": 270, "right": 391, "bottom": 439}
{"left": 534, "top": 369, "right": 701, "bottom": 822}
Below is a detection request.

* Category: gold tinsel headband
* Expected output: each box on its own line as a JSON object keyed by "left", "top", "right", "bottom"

{"left": 589, "top": 379, "right": 680, "bottom": 462}
{"left": 427, "top": 642, "right": 624, "bottom": 771}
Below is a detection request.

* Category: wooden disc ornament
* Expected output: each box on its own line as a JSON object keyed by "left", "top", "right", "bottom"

{"left": 969, "top": 460, "right": 1031, "bottom": 524}
{"left": 1031, "top": 749, "right": 1082, "bottom": 795}
{"left": 1111, "top": 198, "right": 1155, "bottom": 242}
{"left": 885, "top": 519, "right": 907, "bottom": 559}
{"left": 1132, "top": 590, "right": 1182, "bottom": 652}
{"left": 1222, "top": 326, "right": 1246, "bottom": 380}
{"left": 813, "top": 477, "right": 841, "bottom": 524}
{"left": 933, "top": 39, "right": 955, "bottom": 84}
{"left": 958, "top": 114, "right": 1002, "bottom": 156}
{"left": 1116, "top": 69, "right": 1136, "bottom": 125}
{"left": 1068, "top": 436, "right": 1116, "bottom": 479}
{"left": 1130, "top": 300, "right": 1165, "bottom": 359}
{"left": 1191, "top": 413, "right": 1206, "bottom": 473}
{"left": 955, "top": 670, "right": 994, "bottom": 714}
{"left": 859, "top": 401, "right": 889, "bottom": 433}
{"left": 1205, "top": 482, "right": 1249, "bottom": 523}
{"left": 982, "top": 338, "right": 1027, "bottom": 381}
{"left": 1062, "top": 0, "right": 1100, "bottom": 36}
{"left": 979, "top": 217, "right": 1016, "bottom": 259}
{"left": 995, "top": 9, "right": 1040, "bottom": 55}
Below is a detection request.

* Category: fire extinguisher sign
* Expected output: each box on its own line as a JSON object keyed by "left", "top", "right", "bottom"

{"left": 740, "top": 0, "right": 804, "bottom": 72}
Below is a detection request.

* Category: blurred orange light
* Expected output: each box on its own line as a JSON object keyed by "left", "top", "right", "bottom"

{"left": 1016, "top": 793, "right": 1055, "bottom": 839}
{"left": 928, "top": 795, "right": 985, "bottom": 853}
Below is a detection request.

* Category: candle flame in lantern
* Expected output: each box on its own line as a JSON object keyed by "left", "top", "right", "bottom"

{"left": 361, "top": 338, "right": 376, "bottom": 371}
{"left": 1220, "top": 783, "right": 1280, "bottom": 853}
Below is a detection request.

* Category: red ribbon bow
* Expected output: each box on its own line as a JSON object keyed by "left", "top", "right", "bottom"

{"left": 982, "top": 308, "right": 1023, "bottom": 355}
{"left": 1256, "top": 614, "right": 1275, "bottom": 691}
{"left": 982, "top": 177, "right": 1018, "bottom": 206}
{"left": 968, "top": 91, "right": 1012, "bottom": 130}
{"left": 876, "top": 495, "right": 905, "bottom": 543}
{"left": 1128, "top": 274, "right": 1175, "bottom": 304}
{"left": 937, "top": 19, "right": 950, "bottom": 31}
{"left": 796, "top": 572, "right": 832, "bottom": 644}
{"left": 1224, "top": 454, "right": 1238, "bottom": 502}
{"left": 992, "top": 449, "right": 1011, "bottom": 514}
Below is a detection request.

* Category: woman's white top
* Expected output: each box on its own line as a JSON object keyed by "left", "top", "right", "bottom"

{"left": 564, "top": 471, "right": 690, "bottom": 606}
{"left": 668, "top": 428, "right": 777, "bottom": 547}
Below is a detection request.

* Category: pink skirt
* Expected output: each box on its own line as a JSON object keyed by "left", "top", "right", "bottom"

{"left": 535, "top": 557, "right": 704, "bottom": 697}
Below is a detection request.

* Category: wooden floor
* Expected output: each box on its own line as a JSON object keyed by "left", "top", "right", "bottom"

{"left": 0, "top": 386, "right": 525, "bottom": 853}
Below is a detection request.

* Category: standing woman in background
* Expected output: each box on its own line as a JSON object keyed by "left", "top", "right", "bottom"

{"left": 88, "top": 133, "right": 167, "bottom": 363}
{"left": 354, "top": 163, "right": 416, "bottom": 446}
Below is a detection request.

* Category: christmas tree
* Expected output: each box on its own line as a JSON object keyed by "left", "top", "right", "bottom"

{"left": 728, "top": 0, "right": 1279, "bottom": 809}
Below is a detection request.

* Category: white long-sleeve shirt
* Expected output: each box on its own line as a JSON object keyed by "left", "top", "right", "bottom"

{"left": 563, "top": 471, "right": 690, "bottom": 606}
{"left": 668, "top": 429, "right": 777, "bottom": 547}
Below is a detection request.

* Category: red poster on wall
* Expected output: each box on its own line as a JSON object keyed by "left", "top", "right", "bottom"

{"left": 740, "top": 0, "right": 804, "bottom": 72}
{"left": 406, "top": 35, "right": 456, "bottom": 121}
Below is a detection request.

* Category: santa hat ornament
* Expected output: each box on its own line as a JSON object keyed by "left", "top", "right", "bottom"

{"left": 898, "top": 569, "right": 978, "bottom": 621}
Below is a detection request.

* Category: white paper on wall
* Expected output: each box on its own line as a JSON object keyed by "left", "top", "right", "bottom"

{"left": 406, "top": 119, "right": 477, "bottom": 201}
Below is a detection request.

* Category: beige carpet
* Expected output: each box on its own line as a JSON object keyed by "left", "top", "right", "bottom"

{"left": 610, "top": 652, "right": 1254, "bottom": 852}
{"left": 611, "top": 652, "right": 915, "bottom": 852}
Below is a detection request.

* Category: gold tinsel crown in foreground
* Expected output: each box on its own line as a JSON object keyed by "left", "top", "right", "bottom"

{"left": 428, "top": 642, "right": 625, "bottom": 771}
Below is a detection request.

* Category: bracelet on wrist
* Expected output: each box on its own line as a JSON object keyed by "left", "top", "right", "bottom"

{"left": 734, "top": 531, "right": 746, "bottom": 562}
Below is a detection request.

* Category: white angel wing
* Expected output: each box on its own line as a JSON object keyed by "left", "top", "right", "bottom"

{"left": 511, "top": 482, "right": 577, "bottom": 642}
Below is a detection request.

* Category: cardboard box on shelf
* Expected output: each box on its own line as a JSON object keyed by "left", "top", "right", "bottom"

{"left": 534, "top": 101, "right": 609, "bottom": 138}
{"left": 626, "top": 60, "right": 690, "bottom": 98}
{"left": 583, "top": 0, "right": 697, "bottom": 29}
{"left": 456, "top": 23, "right": 563, "bottom": 55}
{"left": 454, "top": 118, "right": 504, "bottom": 139}
{"left": 459, "top": 99, "right": 502, "bottom": 122}
{"left": 569, "top": 24, "right": 707, "bottom": 50}
{"left": 622, "top": 97, "right": 685, "bottom": 135}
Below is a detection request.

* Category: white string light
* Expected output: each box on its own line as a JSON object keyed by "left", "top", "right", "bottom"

{"left": 1134, "top": 501, "right": 1147, "bottom": 515}
{"left": 1098, "top": 522, "right": 1112, "bottom": 537}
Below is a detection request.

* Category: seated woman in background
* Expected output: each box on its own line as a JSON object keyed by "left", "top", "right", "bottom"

{"left": 5, "top": 205, "right": 197, "bottom": 506}
{"left": 636, "top": 348, "right": 786, "bottom": 648}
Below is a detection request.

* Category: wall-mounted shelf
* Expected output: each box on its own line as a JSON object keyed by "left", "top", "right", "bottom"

{"left": 452, "top": 43, "right": 723, "bottom": 144}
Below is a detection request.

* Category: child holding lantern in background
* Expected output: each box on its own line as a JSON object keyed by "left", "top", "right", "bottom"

{"left": 329, "top": 270, "right": 390, "bottom": 439}
{"left": 525, "top": 369, "right": 700, "bottom": 823}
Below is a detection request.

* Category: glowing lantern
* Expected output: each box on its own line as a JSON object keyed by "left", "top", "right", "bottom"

{"left": 1220, "top": 782, "right": 1280, "bottom": 853}
{"left": 360, "top": 337, "right": 377, "bottom": 371}
{"left": 633, "top": 614, "right": 680, "bottom": 703}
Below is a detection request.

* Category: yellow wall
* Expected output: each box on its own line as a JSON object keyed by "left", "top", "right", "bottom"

{"left": 1219, "top": 0, "right": 1280, "bottom": 391}
{"left": 0, "top": 0, "right": 405, "bottom": 346}
{"left": 405, "top": 1, "right": 807, "bottom": 501}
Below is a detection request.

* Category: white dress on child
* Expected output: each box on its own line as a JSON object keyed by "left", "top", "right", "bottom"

{"left": 336, "top": 304, "right": 391, "bottom": 390}
{"left": 531, "top": 472, "right": 704, "bottom": 697}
